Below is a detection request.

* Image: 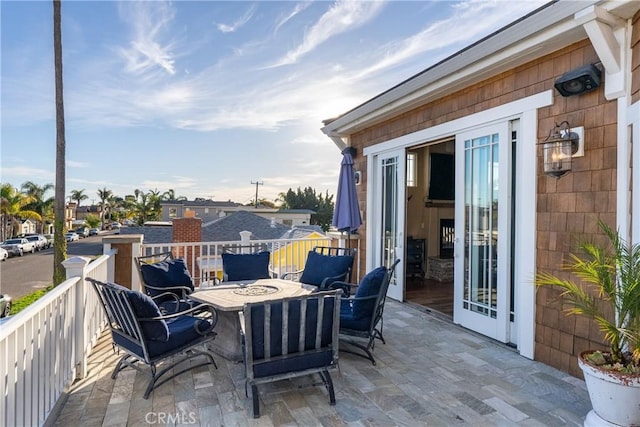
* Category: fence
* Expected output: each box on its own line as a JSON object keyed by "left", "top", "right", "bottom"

{"left": 0, "top": 251, "right": 115, "bottom": 427}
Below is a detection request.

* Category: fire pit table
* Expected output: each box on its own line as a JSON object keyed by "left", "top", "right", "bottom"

{"left": 190, "top": 279, "right": 316, "bottom": 362}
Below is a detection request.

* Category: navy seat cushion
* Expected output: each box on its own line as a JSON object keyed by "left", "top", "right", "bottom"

{"left": 139, "top": 258, "right": 194, "bottom": 299}
{"left": 300, "top": 251, "right": 354, "bottom": 287}
{"left": 339, "top": 300, "right": 370, "bottom": 331}
{"left": 113, "top": 315, "right": 214, "bottom": 360}
{"left": 222, "top": 251, "right": 270, "bottom": 281}
{"left": 352, "top": 266, "right": 387, "bottom": 319}
{"left": 248, "top": 298, "right": 336, "bottom": 377}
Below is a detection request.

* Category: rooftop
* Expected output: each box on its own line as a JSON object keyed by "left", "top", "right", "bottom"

{"left": 53, "top": 300, "right": 590, "bottom": 426}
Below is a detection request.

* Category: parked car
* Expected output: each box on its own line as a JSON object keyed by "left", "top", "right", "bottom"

{"left": 1, "top": 238, "right": 35, "bottom": 256}
{"left": 89, "top": 228, "right": 100, "bottom": 236}
{"left": 25, "top": 234, "right": 49, "bottom": 251}
{"left": 111, "top": 222, "right": 121, "bottom": 229}
{"left": 0, "top": 247, "right": 8, "bottom": 261}
{"left": 0, "top": 294, "right": 11, "bottom": 318}
{"left": 65, "top": 232, "right": 80, "bottom": 242}
{"left": 74, "top": 227, "right": 89, "bottom": 238}
{"left": 43, "top": 234, "right": 54, "bottom": 247}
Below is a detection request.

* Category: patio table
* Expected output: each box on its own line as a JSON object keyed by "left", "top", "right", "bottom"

{"left": 190, "top": 278, "right": 316, "bottom": 362}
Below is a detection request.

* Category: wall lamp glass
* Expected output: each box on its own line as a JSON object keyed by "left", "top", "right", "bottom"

{"left": 541, "top": 121, "right": 580, "bottom": 178}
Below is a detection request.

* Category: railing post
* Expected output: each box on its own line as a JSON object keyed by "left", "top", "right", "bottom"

{"left": 240, "top": 231, "right": 251, "bottom": 253}
{"left": 62, "top": 256, "right": 91, "bottom": 379}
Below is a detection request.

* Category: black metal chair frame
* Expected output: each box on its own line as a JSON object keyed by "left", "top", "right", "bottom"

{"left": 87, "top": 277, "right": 218, "bottom": 399}
{"left": 240, "top": 290, "right": 342, "bottom": 418}
{"left": 331, "top": 259, "right": 400, "bottom": 365}
{"left": 281, "top": 246, "right": 356, "bottom": 289}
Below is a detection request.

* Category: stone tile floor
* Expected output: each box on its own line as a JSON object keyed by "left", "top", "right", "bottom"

{"left": 53, "top": 300, "right": 591, "bottom": 426}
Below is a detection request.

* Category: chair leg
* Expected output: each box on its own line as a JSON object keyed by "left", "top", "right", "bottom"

{"left": 320, "top": 370, "right": 336, "bottom": 405}
{"left": 340, "top": 338, "right": 377, "bottom": 365}
{"left": 111, "top": 354, "right": 129, "bottom": 379}
{"left": 251, "top": 385, "right": 260, "bottom": 418}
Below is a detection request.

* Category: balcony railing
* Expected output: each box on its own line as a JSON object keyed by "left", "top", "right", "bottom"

{"left": 141, "top": 236, "right": 361, "bottom": 285}
{"left": 0, "top": 251, "right": 116, "bottom": 427}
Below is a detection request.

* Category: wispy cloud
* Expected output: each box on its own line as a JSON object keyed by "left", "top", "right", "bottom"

{"left": 271, "top": 0, "right": 385, "bottom": 67}
{"left": 274, "top": 2, "right": 312, "bottom": 34}
{"left": 216, "top": 4, "right": 256, "bottom": 33}
{"left": 116, "top": 1, "right": 177, "bottom": 76}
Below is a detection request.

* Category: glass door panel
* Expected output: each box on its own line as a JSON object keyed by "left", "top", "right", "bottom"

{"left": 455, "top": 124, "right": 510, "bottom": 341}
{"left": 373, "top": 150, "right": 405, "bottom": 301}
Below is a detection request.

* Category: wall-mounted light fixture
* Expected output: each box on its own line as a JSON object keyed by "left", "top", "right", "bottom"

{"left": 541, "top": 121, "right": 580, "bottom": 178}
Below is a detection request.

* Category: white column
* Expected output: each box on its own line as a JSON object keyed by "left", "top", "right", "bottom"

{"left": 240, "top": 231, "right": 251, "bottom": 253}
{"left": 62, "top": 256, "right": 91, "bottom": 379}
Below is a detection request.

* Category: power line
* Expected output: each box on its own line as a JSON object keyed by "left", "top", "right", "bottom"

{"left": 251, "top": 181, "right": 264, "bottom": 208}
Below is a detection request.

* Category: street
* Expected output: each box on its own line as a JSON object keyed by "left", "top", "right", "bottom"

{"left": 0, "top": 234, "right": 107, "bottom": 300}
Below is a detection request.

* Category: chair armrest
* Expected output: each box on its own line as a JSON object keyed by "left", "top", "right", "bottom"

{"left": 344, "top": 294, "right": 378, "bottom": 304}
{"left": 319, "top": 271, "right": 350, "bottom": 291}
{"left": 144, "top": 283, "right": 193, "bottom": 298}
{"left": 329, "top": 280, "right": 358, "bottom": 297}
{"left": 281, "top": 269, "right": 303, "bottom": 281}
{"left": 140, "top": 304, "right": 219, "bottom": 336}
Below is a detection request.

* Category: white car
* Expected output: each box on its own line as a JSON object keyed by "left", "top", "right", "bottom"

{"left": 1, "top": 238, "right": 36, "bottom": 256}
{"left": 0, "top": 247, "right": 8, "bottom": 261}
{"left": 65, "top": 232, "right": 80, "bottom": 242}
{"left": 25, "top": 234, "right": 48, "bottom": 251}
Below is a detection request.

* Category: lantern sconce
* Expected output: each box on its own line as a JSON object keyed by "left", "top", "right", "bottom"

{"left": 540, "top": 121, "right": 584, "bottom": 178}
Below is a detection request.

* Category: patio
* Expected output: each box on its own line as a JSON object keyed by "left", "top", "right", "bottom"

{"left": 52, "top": 300, "right": 591, "bottom": 426}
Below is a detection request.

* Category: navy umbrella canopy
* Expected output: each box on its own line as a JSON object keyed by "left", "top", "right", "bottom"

{"left": 332, "top": 147, "right": 362, "bottom": 233}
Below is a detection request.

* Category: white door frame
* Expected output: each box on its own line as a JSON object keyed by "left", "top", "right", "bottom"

{"left": 366, "top": 148, "right": 406, "bottom": 301}
{"left": 364, "top": 91, "right": 550, "bottom": 358}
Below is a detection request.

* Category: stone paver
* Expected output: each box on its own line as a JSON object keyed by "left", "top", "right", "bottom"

{"left": 52, "top": 300, "right": 590, "bottom": 426}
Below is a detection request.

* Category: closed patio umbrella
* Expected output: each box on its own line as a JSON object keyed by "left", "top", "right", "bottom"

{"left": 332, "top": 147, "right": 362, "bottom": 246}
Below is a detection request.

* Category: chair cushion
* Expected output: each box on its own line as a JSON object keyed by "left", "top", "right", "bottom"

{"left": 352, "top": 266, "right": 387, "bottom": 319}
{"left": 300, "top": 251, "right": 354, "bottom": 287}
{"left": 222, "top": 251, "right": 270, "bottom": 281}
{"left": 339, "top": 300, "right": 370, "bottom": 331}
{"left": 145, "top": 315, "right": 215, "bottom": 359}
{"left": 124, "top": 287, "right": 169, "bottom": 342}
{"left": 139, "top": 258, "right": 194, "bottom": 299}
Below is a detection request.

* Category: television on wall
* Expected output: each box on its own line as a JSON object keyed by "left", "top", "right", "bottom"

{"left": 427, "top": 153, "right": 455, "bottom": 201}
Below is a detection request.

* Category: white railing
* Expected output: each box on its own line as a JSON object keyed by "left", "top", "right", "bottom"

{"left": 142, "top": 236, "right": 361, "bottom": 285}
{"left": 0, "top": 251, "right": 116, "bottom": 427}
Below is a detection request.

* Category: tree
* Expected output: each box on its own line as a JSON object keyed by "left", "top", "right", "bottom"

{"left": 0, "top": 184, "right": 39, "bottom": 240}
{"left": 69, "top": 189, "right": 88, "bottom": 207}
{"left": 278, "top": 187, "right": 335, "bottom": 231}
{"left": 129, "top": 189, "right": 161, "bottom": 225}
{"left": 53, "top": 0, "right": 67, "bottom": 286}
{"left": 21, "top": 181, "right": 54, "bottom": 233}
{"left": 84, "top": 213, "right": 101, "bottom": 229}
{"left": 97, "top": 187, "right": 113, "bottom": 227}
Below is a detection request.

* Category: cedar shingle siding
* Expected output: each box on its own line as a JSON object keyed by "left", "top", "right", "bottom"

{"left": 350, "top": 38, "right": 620, "bottom": 377}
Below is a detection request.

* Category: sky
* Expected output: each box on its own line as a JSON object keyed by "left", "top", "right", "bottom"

{"left": 1, "top": 0, "right": 547, "bottom": 206}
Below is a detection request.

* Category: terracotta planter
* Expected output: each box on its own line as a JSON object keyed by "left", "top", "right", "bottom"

{"left": 578, "top": 351, "right": 640, "bottom": 426}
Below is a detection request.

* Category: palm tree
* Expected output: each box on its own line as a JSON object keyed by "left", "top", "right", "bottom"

{"left": 0, "top": 184, "right": 39, "bottom": 240}
{"left": 69, "top": 189, "right": 88, "bottom": 207}
{"left": 21, "top": 181, "right": 54, "bottom": 233}
{"left": 97, "top": 187, "right": 113, "bottom": 228}
{"left": 53, "top": 0, "right": 67, "bottom": 286}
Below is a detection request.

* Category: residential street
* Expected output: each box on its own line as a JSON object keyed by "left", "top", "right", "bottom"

{"left": 0, "top": 234, "right": 106, "bottom": 300}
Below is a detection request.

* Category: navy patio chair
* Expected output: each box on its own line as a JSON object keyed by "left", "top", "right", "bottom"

{"left": 87, "top": 277, "right": 218, "bottom": 399}
{"left": 281, "top": 246, "right": 356, "bottom": 291}
{"left": 240, "top": 290, "right": 342, "bottom": 418}
{"left": 136, "top": 251, "right": 201, "bottom": 313}
{"left": 330, "top": 259, "right": 400, "bottom": 365}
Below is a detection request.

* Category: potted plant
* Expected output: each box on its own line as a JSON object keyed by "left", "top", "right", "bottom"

{"left": 536, "top": 220, "right": 640, "bottom": 426}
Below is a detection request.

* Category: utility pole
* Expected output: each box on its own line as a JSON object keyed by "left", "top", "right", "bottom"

{"left": 251, "top": 181, "right": 264, "bottom": 208}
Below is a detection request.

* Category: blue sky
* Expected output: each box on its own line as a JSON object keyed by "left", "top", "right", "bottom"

{"left": 1, "top": 0, "right": 546, "bottom": 205}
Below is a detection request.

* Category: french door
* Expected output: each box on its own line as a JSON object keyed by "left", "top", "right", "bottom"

{"left": 454, "top": 123, "right": 512, "bottom": 342}
{"left": 371, "top": 149, "right": 405, "bottom": 301}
